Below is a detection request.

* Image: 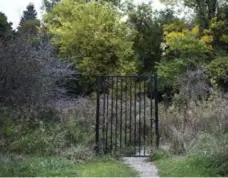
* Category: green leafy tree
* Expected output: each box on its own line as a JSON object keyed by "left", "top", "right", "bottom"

{"left": 45, "top": 0, "right": 136, "bottom": 78}
{"left": 160, "top": 0, "right": 228, "bottom": 54}
{"left": 0, "top": 12, "right": 13, "bottom": 39}
{"left": 42, "top": 0, "right": 61, "bottom": 12}
{"left": 160, "top": 0, "right": 228, "bottom": 29}
{"left": 210, "top": 4, "right": 228, "bottom": 54}
{"left": 154, "top": 8, "right": 177, "bottom": 25}
{"left": 18, "top": 4, "right": 40, "bottom": 35}
{"left": 157, "top": 19, "right": 209, "bottom": 87}
{"left": 18, "top": 20, "right": 40, "bottom": 35}
{"left": 43, "top": 0, "right": 121, "bottom": 12}
{"left": 19, "top": 4, "right": 37, "bottom": 25}
{"left": 126, "top": 2, "right": 162, "bottom": 74}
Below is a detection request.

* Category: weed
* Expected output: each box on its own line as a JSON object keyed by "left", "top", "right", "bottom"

{"left": 0, "top": 155, "right": 138, "bottom": 177}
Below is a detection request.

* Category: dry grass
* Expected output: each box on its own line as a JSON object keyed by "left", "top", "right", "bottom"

{"left": 159, "top": 91, "right": 228, "bottom": 154}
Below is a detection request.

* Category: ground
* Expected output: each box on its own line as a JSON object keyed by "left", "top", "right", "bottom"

{"left": 122, "top": 157, "right": 158, "bottom": 177}
{"left": 0, "top": 155, "right": 139, "bottom": 177}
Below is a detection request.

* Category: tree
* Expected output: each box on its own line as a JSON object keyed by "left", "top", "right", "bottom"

{"left": 18, "top": 20, "right": 40, "bottom": 35}
{"left": 154, "top": 8, "right": 177, "bottom": 25}
{"left": 127, "top": 2, "right": 163, "bottom": 74}
{"left": 160, "top": 0, "right": 228, "bottom": 29}
{"left": 18, "top": 4, "right": 40, "bottom": 35}
{"left": 157, "top": 19, "right": 209, "bottom": 87}
{"left": 42, "top": 0, "right": 61, "bottom": 12}
{"left": 19, "top": 3, "right": 37, "bottom": 25}
{"left": 45, "top": 0, "right": 136, "bottom": 78}
{"left": 42, "top": 0, "right": 121, "bottom": 12}
{"left": 210, "top": 4, "right": 228, "bottom": 54}
{"left": 0, "top": 12, "right": 13, "bottom": 39}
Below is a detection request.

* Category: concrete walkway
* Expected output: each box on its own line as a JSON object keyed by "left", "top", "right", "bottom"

{"left": 122, "top": 157, "right": 159, "bottom": 177}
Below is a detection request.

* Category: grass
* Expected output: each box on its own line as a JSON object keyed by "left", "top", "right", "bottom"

{"left": 155, "top": 155, "right": 226, "bottom": 177}
{"left": 79, "top": 157, "right": 139, "bottom": 177}
{"left": 0, "top": 155, "right": 139, "bottom": 177}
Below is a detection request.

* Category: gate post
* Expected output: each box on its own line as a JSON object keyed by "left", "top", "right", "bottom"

{"left": 95, "top": 76, "right": 101, "bottom": 154}
{"left": 154, "top": 73, "right": 160, "bottom": 148}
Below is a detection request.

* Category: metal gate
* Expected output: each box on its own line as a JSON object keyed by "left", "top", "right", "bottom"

{"left": 95, "top": 74, "right": 159, "bottom": 157}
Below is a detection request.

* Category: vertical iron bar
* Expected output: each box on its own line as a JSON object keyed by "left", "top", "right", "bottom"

{"left": 134, "top": 78, "right": 137, "bottom": 154}
{"left": 154, "top": 73, "right": 159, "bottom": 148}
{"left": 143, "top": 79, "right": 146, "bottom": 156}
{"left": 115, "top": 77, "right": 118, "bottom": 153}
{"left": 139, "top": 78, "right": 141, "bottom": 156}
{"left": 95, "top": 76, "right": 101, "bottom": 154}
{"left": 102, "top": 76, "right": 106, "bottom": 153}
{"left": 150, "top": 76, "right": 153, "bottom": 147}
{"left": 124, "top": 78, "right": 128, "bottom": 146}
{"left": 120, "top": 77, "right": 123, "bottom": 150}
{"left": 105, "top": 77, "right": 109, "bottom": 154}
{"left": 129, "top": 78, "right": 132, "bottom": 146}
{"left": 111, "top": 77, "right": 114, "bottom": 152}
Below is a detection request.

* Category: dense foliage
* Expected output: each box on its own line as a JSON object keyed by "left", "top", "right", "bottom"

{"left": 45, "top": 0, "right": 136, "bottom": 78}
{"left": 18, "top": 4, "right": 40, "bottom": 35}
{"left": 0, "top": 12, "right": 13, "bottom": 39}
{"left": 0, "top": 0, "right": 228, "bottom": 176}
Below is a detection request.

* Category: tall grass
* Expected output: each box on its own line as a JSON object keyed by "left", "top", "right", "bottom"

{"left": 159, "top": 91, "right": 228, "bottom": 154}
{"left": 156, "top": 91, "right": 228, "bottom": 176}
{"left": 0, "top": 97, "right": 96, "bottom": 162}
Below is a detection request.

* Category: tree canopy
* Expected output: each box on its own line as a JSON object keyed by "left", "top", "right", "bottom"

{"left": 18, "top": 4, "right": 40, "bottom": 35}
{"left": 45, "top": 0, "right": 136, "bottom": 78}
{"left": 19, "top": 3, "right": 37, "bottom": 25}
{"left": 127, "top": 2, "right": 163, "bottom": 74}
{"left": 0, "top": 12, "right": 13, "bottom": 39}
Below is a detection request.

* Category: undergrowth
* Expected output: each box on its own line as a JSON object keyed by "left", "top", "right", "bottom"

{"left": 155, "top": 91, "right": 228, "bottom": 177}
{"left": 0, "top": 155, "right": 138, "bottom": 177}
{"left": 0, "top": 97, "right": 95, "bottom": 162}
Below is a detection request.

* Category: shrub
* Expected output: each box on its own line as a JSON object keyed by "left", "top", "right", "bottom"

{"left": 0, "top": 36, "right": 73, "bottom": 110}
{"left": 206, "top": 56, "right": 228, "bottom": 90}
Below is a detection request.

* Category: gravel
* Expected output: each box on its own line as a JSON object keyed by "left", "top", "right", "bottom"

{"left": 122, "top": 157, "right": 158, "bottom": 177}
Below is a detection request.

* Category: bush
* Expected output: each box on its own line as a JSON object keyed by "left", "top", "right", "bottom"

{"left": 0, "top": 36, "right": 73, "bottom": 109}
{"left": 206, "top": 56, "right": 228, "bottom": 90}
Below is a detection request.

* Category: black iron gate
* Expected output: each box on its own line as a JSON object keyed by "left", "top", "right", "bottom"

{"left": 95, "top": 74, "right": 159, "bottom": 157}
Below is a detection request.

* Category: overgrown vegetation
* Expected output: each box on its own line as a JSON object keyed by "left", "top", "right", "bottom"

{"left": 156, "top": 80, "right": 228, "bottom": 176}
{"left": 0, "top": 155, "right": 138, "bottom": 177}
{"left": 0, "top": 0, "right": 228, "bottom": 176}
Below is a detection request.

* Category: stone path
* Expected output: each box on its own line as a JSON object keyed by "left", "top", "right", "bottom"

{"left": 122, "top": 157, "right": 158, "bottom": 177}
